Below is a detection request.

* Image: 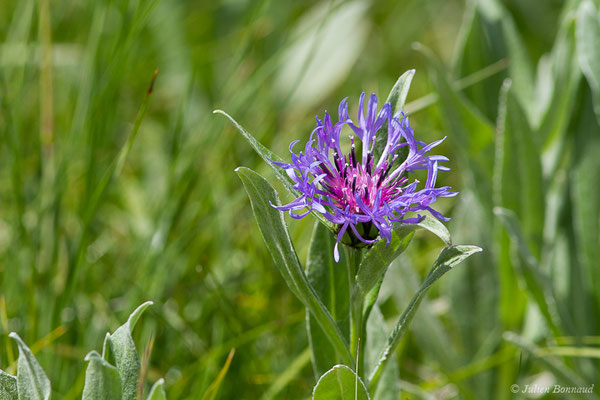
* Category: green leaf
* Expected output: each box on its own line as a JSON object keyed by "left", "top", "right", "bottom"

{"left": 8, "top": 333, "right": 51, "bottom": 400}
{"left": 499, "top": 11, "right": 535, "bottom": 117}
{"left": 372, "top": 70, "right": 415, "bottom": 157}
{"left": 103, "top": 301, "right": 153, "bottom": 400}
{"left": 82, "top": 351, "right": 122, "bottom": 400}
{"left": 417, "top": 215, "right": 452, "bottom": 246}
{"left": 493, "top": 80, "right": 527, "bottom": 329}
{"left": 306, "top": 222, "right": 351, "bottom": 378}
{"left": 495, "top": 81, "right": 544, "bottom": 256}
{"left": 236, "top": 167, "right": 352, "bottom": 366}
{"left": 355, "top": 216, "right": 451, "bottom": 301}
{"left": 385, "top": 70, "right": 415, "bottom": 116}
{"left": 452, "top": 1, "right": 509, "bottom": 119}
{"left": 312, "top": 365, "right": 370, "bottom": 400}
{"left": 423, "top": 245, "right": 483, "bottom": 284}
{"left": 146, "top": 379, "right": 166, "bottom": 400}
{"left": 577, "top": 0, "right": 600, "bottom": 122}
{"left": 453, "top": 0, "right": 535, "bottom": 119}
{"left": 214, "top": 110, "right": 334, "bottom": 232}
{"left": 537, "top": 13, "right": 580, "bottom": 171}
{"left": 0, "top": 370, "right": 17, "bottom": 400}
{"left": 571, "top": 89, "right": 600, "bottom": 305}
{"left": 494, "top": 208, "right": 562, "bottom": 336}
{"left": 368, "top": 245, "right": 481, "bottom": 390}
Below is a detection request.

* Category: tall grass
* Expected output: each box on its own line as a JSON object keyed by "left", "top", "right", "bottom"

{"left": 1, "top": 0, "right": 598, "bottom": 398}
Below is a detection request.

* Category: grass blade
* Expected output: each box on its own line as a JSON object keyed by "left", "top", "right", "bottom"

{"left": 201, "top": 349, "right": 235, "bottom": 400}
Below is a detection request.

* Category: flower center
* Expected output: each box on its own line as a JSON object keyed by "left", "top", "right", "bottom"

{"left": 316, "top": 136, "right": 407, "bottom": 215}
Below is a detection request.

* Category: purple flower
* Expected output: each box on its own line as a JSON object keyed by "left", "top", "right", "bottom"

{"left": 272, "top": 93, "right": 457, "bottom": 262}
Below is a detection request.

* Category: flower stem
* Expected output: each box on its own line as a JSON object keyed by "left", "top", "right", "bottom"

{"left": 347, "top": 247, "right": 364, "bottom": 378}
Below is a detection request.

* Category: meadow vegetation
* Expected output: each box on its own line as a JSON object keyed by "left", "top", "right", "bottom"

{"left": 1, "top": 0, "right": 599, "bottom": 398}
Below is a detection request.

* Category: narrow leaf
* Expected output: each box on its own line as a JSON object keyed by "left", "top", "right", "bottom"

{"left": 417, "top": 215, "right": 452, "bottom": 246}
{"left": 423, "top": 245, "right": 483, "bottom": 284}
{"left": 9, "top": 333, "right": 51, "bottom": 400}
{"left": 368, "top": 245, "right": 481, "bottom": 389}
{"left": 0, "top": 370, "right": 17, "bottom": 400}
{"left": 236, "top": 167, "right": 352, "bottom": 366}
{"left": 500, "top": 10, "right": 535, "bottom": 117}
{"left": 493, "top": 80, "right": 528, "bottom": 328}
{"left": 500, "top": 84, "right": 545, "bottom": 257}
{"left": 494, "top": 207, "right": 562, "bottom": 336}
{"left": 82, "top": 351, "right": 122, "bottom": 400}
{"left": 312, "top": 365, "right": 370, "bottom": 400}
{"left": 103, "top": 301, "right": 153, "bottom": 400}
{"left": 571, "top": 89, "right": 600, "bottom": 302}
{"left": 215, "top": 110, "right": 334, "bottom": 231}
{"left": 385, "top": 69, "right": 416, "bottom": 116}
{"left": 146, "top": 379, "right": 166, "bottom": 400}
{"left": 373, "top": 69, "right": 415, "bottom": 164}
{"left": 451, "top": 1, "right": 506, "bottom": 119}
{"left": 537, "top": 14, "right": 580, "bottom": 172}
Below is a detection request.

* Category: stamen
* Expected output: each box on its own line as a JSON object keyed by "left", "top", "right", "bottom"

{"left": 333, "top": 151, "right": 341, "bottom": 173}
{"left": 366, "top": 153, "right": 372, "bottom": 175}
{"left": 319, "top": 164, "right": 333, "bottom": 177}
{"left": 377, "top": 156, "right": 397, "bottom": 187}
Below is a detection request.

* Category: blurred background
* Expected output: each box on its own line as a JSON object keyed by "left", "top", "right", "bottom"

{"left": 1, "top": 0, "right": 599, "bottom": 398}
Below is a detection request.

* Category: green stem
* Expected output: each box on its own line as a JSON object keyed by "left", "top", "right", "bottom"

{"left": 359, "top": 275, "right": 384, "bottom": 377}
{"left": 350, "top": 297, "right": 363, "bottom": 372}
{"left": 347, "top": 247, "right": 364, "bottom": 378}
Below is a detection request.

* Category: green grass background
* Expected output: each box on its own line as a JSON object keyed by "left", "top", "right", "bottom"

{"left": 1, "top": 0, "right": 599, "bottom": 398}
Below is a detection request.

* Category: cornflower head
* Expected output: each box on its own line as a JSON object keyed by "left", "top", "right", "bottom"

{"left": 271, "top": 93, "right": 457, "bottom": 262}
